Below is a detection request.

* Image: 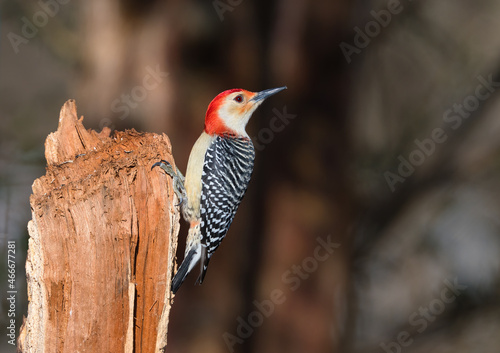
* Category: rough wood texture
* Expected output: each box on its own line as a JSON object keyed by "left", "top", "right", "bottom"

{"left": 18, "top": 100, "right": 179, "bottom": 352}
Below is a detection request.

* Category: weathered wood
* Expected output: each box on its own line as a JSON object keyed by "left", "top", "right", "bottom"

{"left": 18, "top": 100, "right": 179, "bottom": 352}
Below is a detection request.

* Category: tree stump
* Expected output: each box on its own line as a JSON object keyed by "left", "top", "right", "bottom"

{"left": 18, "top": 100, "right": 179, "bottom": 352}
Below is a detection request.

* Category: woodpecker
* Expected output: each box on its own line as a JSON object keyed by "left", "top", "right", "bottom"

{"left": 153, "top": 86, "right": 287, "bottom": 293}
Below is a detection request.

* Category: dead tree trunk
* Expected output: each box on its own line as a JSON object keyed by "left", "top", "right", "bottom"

{"left": 18, "top": 100, "right": 179, "bottom": 353}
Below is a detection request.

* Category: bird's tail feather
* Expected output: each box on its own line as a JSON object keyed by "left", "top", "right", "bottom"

{"left": 171, "top": 247, "right": 200, "bottom": 294}
{"left": 196, "top": 245, "right": 210, "bottom": 285}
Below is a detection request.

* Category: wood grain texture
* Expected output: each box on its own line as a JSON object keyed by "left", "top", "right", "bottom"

{"left": 18, "top": 100, "right": 179, "bottom": 352}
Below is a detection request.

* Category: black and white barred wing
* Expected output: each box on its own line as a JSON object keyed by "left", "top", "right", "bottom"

{"left": 198, "top": 136, "right": 255, "bottom": 282}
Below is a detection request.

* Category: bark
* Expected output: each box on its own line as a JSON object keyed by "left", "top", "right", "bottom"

{"left": 17, "top": 100, "right": 179, "bottom": 352}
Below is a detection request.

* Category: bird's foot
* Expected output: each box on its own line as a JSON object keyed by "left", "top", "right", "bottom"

{"left": 152, "top": 160, "right": 186, "bottom": 206}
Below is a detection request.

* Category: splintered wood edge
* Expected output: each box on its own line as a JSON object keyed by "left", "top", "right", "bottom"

{"left": 19, "top": 219, "right": 48, "bottom": 352}
{"left": 155, "top": 207, "right": 180, "bottom": 352}
{"left": 45, "top": 99, "right": 110, "bottom": 166}
{"left": 125, "top": 283, "right": 135, "bottom": 353}
{"left": 58, "top": 99, "right": 77, "bottom": 128}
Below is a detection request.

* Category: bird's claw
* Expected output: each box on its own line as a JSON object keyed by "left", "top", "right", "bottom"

{"left": 151, "top": 160, "right": 175, "bottom": 175}
{"left": 174, "top": 195, "right": 184, "bottom": 207}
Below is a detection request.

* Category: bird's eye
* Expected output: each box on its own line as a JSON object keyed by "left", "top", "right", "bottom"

{"left": 234, "top": 94, "right": 244, "bottom": 103}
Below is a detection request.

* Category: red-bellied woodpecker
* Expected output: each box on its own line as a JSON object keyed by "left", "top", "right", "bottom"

{"left": 153, "top": 86, "right": 287, "bottom": 293}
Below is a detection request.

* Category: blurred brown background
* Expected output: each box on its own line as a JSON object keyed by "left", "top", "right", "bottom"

{"left": 2, "top": 0, "right": 500, "bottom": 352}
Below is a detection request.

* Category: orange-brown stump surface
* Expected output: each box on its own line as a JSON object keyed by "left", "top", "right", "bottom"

{"left": 18, "top": 100, "right": 179, "bottom": 353}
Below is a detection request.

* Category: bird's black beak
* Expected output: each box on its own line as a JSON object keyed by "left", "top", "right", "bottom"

{"left": 250, "top": 86, "right": 287, "bottom": 102}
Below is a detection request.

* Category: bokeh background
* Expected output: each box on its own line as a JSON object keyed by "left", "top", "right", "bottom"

{"left": 2, "top": 0, "right": 500, "bottom": 352}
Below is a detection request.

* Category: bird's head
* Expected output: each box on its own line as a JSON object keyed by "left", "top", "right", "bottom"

{"left": 204, "top": 86, "right": 287, "bottom": 137}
